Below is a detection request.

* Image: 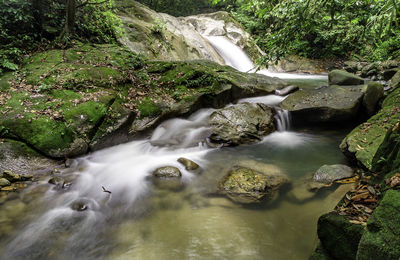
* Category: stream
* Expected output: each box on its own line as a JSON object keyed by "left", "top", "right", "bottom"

{"left": 0, "top": 36, "right": 352, "bottom": 260}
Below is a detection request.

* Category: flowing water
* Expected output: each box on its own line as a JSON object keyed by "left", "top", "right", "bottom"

{"left": 0, "top": 36, "right": 351, "bottom": 260}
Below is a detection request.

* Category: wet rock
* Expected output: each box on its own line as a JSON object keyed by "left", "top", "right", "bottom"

{"left": 313, "top": 165, "right": 355, "bottom": 184}
{"left": 2, "top": 170, "right": 21, "bottom": 182}
{"left": 317, "top": 212, "right": 365, "bottom": 260}
{"left": 48, "top": 176, "right": 65, "bottom": 186}
{"left": 329, "top": 70, "right": 364, "bottom": 85}
{"left": 280, "top": 85, "right": 364, "bottom": 123}
{"left": 0, "top": 178, "right": 11, "bottom": 187}
{"left": 275, "top": 85, "right": 299, "bottom": 96}
{"left": 177, "top": 158, "right": 199, "bottom": 171}
{"left": 153, "top": 166, "right": 182, "bottom": 178}
{"left": 363, "top": 81, "right": 384, "bottom": 116}
{"left": 152, "top": 178, "right": 184, "bottom": 192}
{"left": 70, "top": 199, "right": 90, "bottom": 212}
{"left": 219, "top": 166, "right": 288, "bottom": 204}
{"left": 208, "top": 103, "right": 275, "bottom": 146}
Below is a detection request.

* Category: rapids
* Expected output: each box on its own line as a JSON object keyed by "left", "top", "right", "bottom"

{"left": 0, "top": 34, "right": 349, "bottom": 260}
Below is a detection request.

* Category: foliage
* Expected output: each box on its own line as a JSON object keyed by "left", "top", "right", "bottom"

{"left": 151, "top": 17, "right": 167, "bottom": 35}
{"left": 0, "top": 0, "right": 124, "bottom": 75}
{"left": 211, "top": 0, "right": 400, "bottom": 63}
{"left": 136, "top": 0, "right": 224, "bottom": 16}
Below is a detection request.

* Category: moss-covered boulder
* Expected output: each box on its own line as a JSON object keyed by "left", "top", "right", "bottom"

{"left": 317, "top": 212, "right": 365, "bottom": 260}
{"left": 153, "top": 166, "right": 182, "bottom": 178}
{"left": 280, "top": 85, "right": 364, "bottom": 124}
{"left": 372, "top": 123, "right": 400, "bottom": 174}
{"left": 208, "top": 102, "right": 275, "bottom": 146}
{"left": 0, "top": 178, "right": 10, "bottom": 187}
{"left": 329, "top": 70, "right": 364, "bottom": 86}
{"left": 357, "top": 190, "right": 400, "bottom": 260}
{"left": 0, "top": 44, "right": 286, "bottom": 158}
{"left": 340, "top": 88, "right": 400, "bottom": 169}
{"left": 219, "top": 166, "right": 288, "bottom": 204}
{"left": 389, "top": 70, "right": 400, "bottom": 89}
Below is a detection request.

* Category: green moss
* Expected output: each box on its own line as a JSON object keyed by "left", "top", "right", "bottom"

{"left": 0, "top": 72, "right": 13, "bottom": 91}
{"left": 372, "top": 123, "right": 400, "bottom": 175}
{"left": 340, "top": 88, "right": 400, "bottom": 169}
{"left": 317, "top": 212, "right": 365, "bottom": 260}
{"left": 357, "top": 190, "right": 400, "bottom": 260}
{"left": 137, "top": 98, "right": 162, "bottom": 118}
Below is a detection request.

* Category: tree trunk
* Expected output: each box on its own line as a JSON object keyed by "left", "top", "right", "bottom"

{"left": 65, "top": 0, "right": 76, "bottom": 35}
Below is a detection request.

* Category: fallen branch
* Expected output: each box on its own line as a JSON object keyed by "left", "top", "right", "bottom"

{"left": 102, "top": 186, "right": 112, "bottom": 194}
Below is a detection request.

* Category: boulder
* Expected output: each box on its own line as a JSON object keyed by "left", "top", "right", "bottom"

{"left": 153, "top": 166, "right": 182, "bottom": 178}
{"left": 0, "top": 178, "right": 10, "bottom": 187}
{"left": 280, "top": 85, "right": 364, "bottom": 123}
{"left": 219, "top": 165, "right": 288, "bottom": 204}
{"left": 317, "top": 212, "right": 365, "bottom": 260}
{"left": 390, "top": 70, "right": 400, "bottom": 89}
{"left": 177, "top": 158, "right": 199, "bottom": 171}
{"left": 208, "top": 102, "right": 275, "bottom": 146}
{"left": 363, "top": 81, "right": 384, "bottom": 116}
{"left": 383, "top": 68, "right": 399, "bottom": 81}
{"left": 313, "top": 165, "right": 355, "bottom": 184}
{"left": 357, "top": 190, "right": 400, "bottom": 259}
{"left": 329, "top": 70, "right": 364, "bottom": 85}
{"left": 340, "top": 88, "right": 400, "bottom": 169}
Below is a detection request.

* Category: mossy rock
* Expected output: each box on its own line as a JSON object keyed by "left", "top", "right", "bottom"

{"left": 219, "top": 166, "right": 288, "bottom": 204}
{"left": 340, "top": 88, "right": 400, "bottom": 169}
{"left": 280, "top": 85, "right": 364, "bottom": 124}
{"left": 357, "top": 190, "right": 400, "bottom": 260}
{"left": 372, "top": 123, "right": 400, "bottom": 174}
{"left": 317, "top": 212, "right": 365, "bottom": 260}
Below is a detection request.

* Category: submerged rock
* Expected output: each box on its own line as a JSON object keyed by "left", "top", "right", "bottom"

{"left": 313, "top": 165, "right": 355, "bottom": 184}
{"left": 153, "top": 166, "right": 182, "bottom": 178}
{"left": 329, "top": 70, "right": 364, "bottom": 85}
{"left": 177, "top": 158, "right": 199, "bottom": 171}
{"left": 219, "top": 166, "right": 288, "bottom": 204}
{"left": 48, "top": 177, "right": 65, "bottom": 186}
{"left": 0, "top": 178, "right": 11, "bottom": 187}
{"left": 208, "top": 103, "right": 275, "bottom": 146}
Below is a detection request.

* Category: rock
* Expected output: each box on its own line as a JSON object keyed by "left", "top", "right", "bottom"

{"left": 275, "top": 85, "right": 299, "bottom": 96}
{"left": 357, "top": 189, "right": 400, "bottom": 259}
{"left": 329, "top": 70, "right": 364, "bottom": 85}
{"left": 313, "top": 165, "right": 355, "bottom": 184}
{"left": 363, "top": 81, "right": 384, "bottom": 116}
{"left": 48, "top": 177, "right": 65, "bottom": 186}
{"left": 0, "top": 178, "right": 11, "bottom": 187}
{"left": 372, "top": 123, "right": 400, "bottom": 174}
{"left": 177, "top": 158, "right": 199, "bottom": 171}
{"left": 340, "top": 88, "right": 400, "bottom": 169}
{"left": 219, "top": 166, "right": 288, "bottom": 204}
{"left": 390, "top": 70, "right": 400, "bottom": 89}
{"left": 317, "top": 212, "right": 365, "bottom": 260}
{"left": 2, "top": 170, "right": 21, "bottom": 182}
{"left": 70, "top": 199, "right": 90, "bottom": 212}
{"left": 153, "top": 166, "right": 182, "bottom": 178}
{"left": 280, "top": 85, "right": 364, "bottom": 123}
{"left": 383, "top": 68, "right": 400, "bottom": 81}
{"left": 20, "top": 174, "right": 33, "bottom": 181}
{"left": 208, "top": 102, "right": 275, "bottom": 146}
{"left": 152, "top": 178, "right": 184, "bottom": 192}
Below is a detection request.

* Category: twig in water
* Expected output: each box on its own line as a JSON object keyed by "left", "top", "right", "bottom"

{"left": 102, "top": 186, "right": 112, "bottom": 194}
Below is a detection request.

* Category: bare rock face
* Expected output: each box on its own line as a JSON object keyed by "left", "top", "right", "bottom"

{"left": 208, "top": 103, "right": 275, "bottom": 147}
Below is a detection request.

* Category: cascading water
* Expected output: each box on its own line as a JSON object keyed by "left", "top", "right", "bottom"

{"left": 1, "top": 32, "right": 348, "bottom": 260}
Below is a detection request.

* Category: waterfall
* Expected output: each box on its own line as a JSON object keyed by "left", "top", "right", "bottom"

{"left": 205, "top": 36, "right": 255, "bottom": 72}
{"left": 275, "top": 108, "right": 292, "bottom": 131}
